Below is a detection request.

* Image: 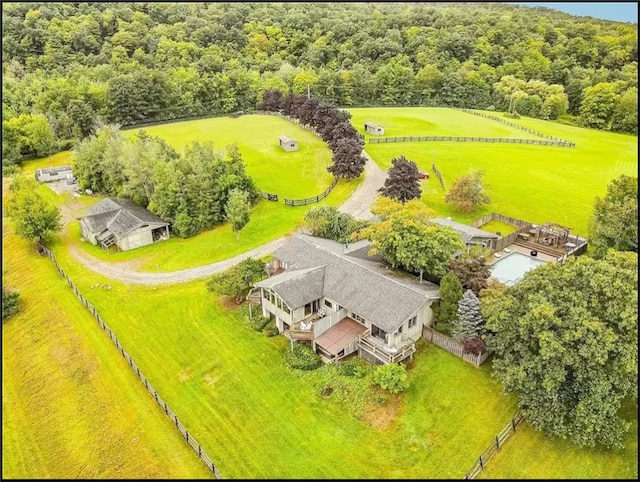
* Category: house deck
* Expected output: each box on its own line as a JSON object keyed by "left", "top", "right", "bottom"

{"left": 314, "top": 317, "right": 367, "bottom": 356}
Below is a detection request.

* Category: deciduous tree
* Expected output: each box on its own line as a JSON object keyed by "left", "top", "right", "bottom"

{"left": 206, "top": 258, "right": 266, "bottom": 303}
{"left": 327, "top": 137, "right": 366, "bottom": 180}
{"left": 379, "top": 155, "right": 422, "bottom": 203}
{"left": 482, "top": 252, "right": 638, "bottom": 449}
{"left": 226, "top": 188, "right": 251, "bottom": 239}
{"left": 437, "top": 271, "right": 464, "bottom": 334}
{"left": 445, "top": 170, "right": 491, "bottom": 213}
{"left": 6, "top": 177, "right": 62, "bottom": 243}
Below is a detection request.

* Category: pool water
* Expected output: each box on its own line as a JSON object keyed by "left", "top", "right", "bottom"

{"left": 491, "top": 252, "right": 547, "bottom": 286}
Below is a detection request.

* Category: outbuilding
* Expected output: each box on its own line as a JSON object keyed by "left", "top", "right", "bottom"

{"left": 78, "top": 197, "right": 170, "bottom": 252}
{"left": 278, "top": 135, "right": 299, "bottom": 152}
{"left": 364, "top": 121, "right": 384, "bottom": 135}
{"left": 35, "top": 165, "right": 73, "bottom": 183}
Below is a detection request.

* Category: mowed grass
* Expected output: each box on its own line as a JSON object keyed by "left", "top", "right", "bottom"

{"left": 1, "top": 214, "right": 212, "bottom": 478}
{"left": 480, "top": 399, "right": 638, "bottom": 479}
{"left": 20, "top": 115, "right": 361, "bottom": 272}
{"left": 358, "top": 108, "right": 638, "bottom": 236}
{"left": 125, "top": 114, "right": 334, "bottom": 199}
{"left": 348, "top": 107, "right": 541, "bottom": 140}
{"left": 46, "top": 243, "right": 519, "bottom": 478}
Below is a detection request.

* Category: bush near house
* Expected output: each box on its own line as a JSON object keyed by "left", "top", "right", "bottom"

{"left": 284, "top": 343, "right": 323, "bottom": 371}
{"left": 372, "top": 363, "right": 409, "bottom": 394}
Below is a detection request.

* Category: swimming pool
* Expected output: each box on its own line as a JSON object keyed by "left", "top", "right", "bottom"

{"left": 491, "top": 252, "right": 547, "bottom": 286}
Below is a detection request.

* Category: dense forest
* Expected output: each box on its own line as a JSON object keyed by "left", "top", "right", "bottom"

{"left": 2, "top": 2, "right": 638, "bottom": 169}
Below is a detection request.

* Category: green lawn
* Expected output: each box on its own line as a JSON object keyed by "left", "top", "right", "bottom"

{"left": 478, "top": 219, "right": 519, "bottom": 236}
{"left": 44, "top": 242, "right": 520, "bottom": 478}
{"left": 357, "top": 108, "right": 638, "bottom": 236}
{"left": 1, "top": 215, "right": 211, "bottom": 479}
{"left": 480, "top": 399, "right": 638, "bottom": 479}
{"left": 20, "top": 115, "right": 361, "bottom": 272}
{"left": 348, "top": 107, "right": 542, "bottom": 140}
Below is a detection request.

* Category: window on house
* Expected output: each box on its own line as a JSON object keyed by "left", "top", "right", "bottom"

{"left": 283, "top": 304, "right": 291, "bottom": 315}
{"left": 263, "top": 290, "right": 269, "bottom": 300}
{"left": 352, "top": 313, "right": 365, "bottom": 324}
{"left": 304, "top": 303, "right": 312, "bottom": 316}
{"left": 324, "top": 299, "right": 333, "bottom": 309}
{"left": 276, "top": 297, "right": 282, "bottom": 309}
{"left": 408, "top": 315, "right": 417, "bottom": 329}
{"left": 269, "top": 292, "right": 275, "bottom": 304}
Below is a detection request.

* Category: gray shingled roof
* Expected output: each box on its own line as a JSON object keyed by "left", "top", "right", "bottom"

{"left": 81, "top": 198, "right": 168, "bottom": 238}
{"left": 37, "top": 165, "right": 72, "bottom": 175}
{"left": 265, "top": 234, "right": 440, "bottom": 333}
{"left": 255, "top": 267, "right": 325, "bottom": 309}
{"left": 279, "top": 135, "right": 296, "bottom": 143}
{"left": 430, "top": 217, "right": 500, "bottom": 244}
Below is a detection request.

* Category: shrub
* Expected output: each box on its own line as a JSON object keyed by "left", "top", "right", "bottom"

{"left": 262, "top": 321, "right": 280, "bottom": 337}
{"left": 372, "top": 363, "right": 409, "bottom": 394}
{"left": 284, "top": 343, "right": 323, "bottom": 371}
{"left": 2, "top": 286, "right": 20, "bottom": 322}
{"left": 336, "top": 358, "right": 373, "bottom": 378}
{"left": 462, "top": 337, "right": 487, "bottom": 356}
{"left": 247, "top": 315, "right": 270, "bottom": 332}
{"left": 486, "top": 105, "right": 496, "bottom": 111}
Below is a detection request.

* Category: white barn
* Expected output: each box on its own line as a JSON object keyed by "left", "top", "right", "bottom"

{"left": 364, "top": 121, "right": 384, "bottom": 135}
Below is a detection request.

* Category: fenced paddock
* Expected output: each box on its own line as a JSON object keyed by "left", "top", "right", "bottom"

{"left": 36, "top": 243, "right": 223, "bottom": 480}
{"left": 463, "top": 412, "right": 524, "bottom": 479}
{"left": 432, "top": 163, "right": 445, "bottom": 190}
{"left": 369, "top": 135, "right": 575, "bottom": 147}
{"left": 423, "top": 327, "right": 492, "bottom": 367}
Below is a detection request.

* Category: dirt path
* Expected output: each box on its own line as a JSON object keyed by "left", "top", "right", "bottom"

{"left": 65, "top": 154, "right": 386, "bottom": 285}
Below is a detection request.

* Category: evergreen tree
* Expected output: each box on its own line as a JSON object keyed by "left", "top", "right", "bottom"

{"left": 452, "top": 289, "right": 484, "bottom": 341}
{"left": 437, "top": 271, "right": 464, "bottom": 334}
{"left": 379, "top": 155, "right": 422, "bottom": 203}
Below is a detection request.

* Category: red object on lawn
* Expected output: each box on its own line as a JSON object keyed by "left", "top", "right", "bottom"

{"left": 418, "top": 172, "right": 429, "bottom": 179}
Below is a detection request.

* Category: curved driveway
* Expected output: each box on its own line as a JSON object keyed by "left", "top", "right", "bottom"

{"left": 67, "top": 153, "right": 387, "bottom": 285}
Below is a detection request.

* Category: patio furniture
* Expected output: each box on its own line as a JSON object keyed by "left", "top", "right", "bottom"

{"left": 504, "top": 248, "right": 512, "bottom": 253}
{"left": 493, "top": 252, "right": 502, "bottom": 258}
{"left": 517, "top": 232, "right": 530, "bottom": 240}
{"left": 565, "top": 242, "right": 576, "bottom": 249}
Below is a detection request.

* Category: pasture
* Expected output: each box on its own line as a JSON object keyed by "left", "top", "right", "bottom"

{"left": 357, "top": 108, "right": 638, "bottom": 235}
{"left": 1, "top": 214, "right": 211, "bottom": 479}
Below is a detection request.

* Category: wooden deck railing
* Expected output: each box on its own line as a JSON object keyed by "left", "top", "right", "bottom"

{"left": 357, "top": 334, "right": 416, "bottom": 364}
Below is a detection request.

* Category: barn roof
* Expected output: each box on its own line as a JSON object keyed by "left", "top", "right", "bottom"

{"left": 80, "top": 198, "right": 169, "bottom": 239}
{"left": 364, "top": 120, "right": 381, "bottom": 128}
{"left": 36, "top": 165, "right": 73, "bottom": 175}
{"left": 260, "top": 234, "right": 439, "bottom": 333}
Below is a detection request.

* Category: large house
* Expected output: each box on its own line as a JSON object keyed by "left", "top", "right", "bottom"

{"left": 430, "top": 217, "right": 500, "bottom": 249}
{"left": 35, "top": 165, "right": 73, "bottom": 183}
{"left": 78, "top": 198, "right": 170, "bottom": 251}
{"left": 251, "top": 234, "right": 440, "bottom": 365}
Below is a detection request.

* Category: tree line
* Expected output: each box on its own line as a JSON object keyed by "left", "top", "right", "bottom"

{"left": 2, "top": 2, "right": 637, "bottom": 171}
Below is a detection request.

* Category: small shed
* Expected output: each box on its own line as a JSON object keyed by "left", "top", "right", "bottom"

{"left": 35, "top": 165, "right": 73, "bottom": 183}
{"left": 364, "top": 121, "right": 384, "bottom": 136}
{"left": 279, "top": 135, "right": 299, "bottom": 152}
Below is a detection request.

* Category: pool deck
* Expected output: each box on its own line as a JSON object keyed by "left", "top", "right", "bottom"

{"left": 488, "top": 243, "right": 557, "bottom": 265}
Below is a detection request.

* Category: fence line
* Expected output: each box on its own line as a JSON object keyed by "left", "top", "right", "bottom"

{"left": 454, "top": 108, "right": 575, "bottom": 146}
{"left": 422, "top": 327, "right": 492, "bottom": 367}
{"left": 471, "top": 212, "right": 530, "bottom": 229}
{"left": 259, "top": 191, "right": 278, "bottom": 202}
{"left": 463, "top": 412, "right": 524, "bottom": 479}
{"left": 284, "top": 179, "right": 338, "bottom": 206}
{"left": 368, "top": 135, "right": 575, "bottom": 147}
{"left": 35, "top": 243, "right": 223, "bottom": 480}
{"left": 431, "top": 163, "right": 445, "bottom": 190}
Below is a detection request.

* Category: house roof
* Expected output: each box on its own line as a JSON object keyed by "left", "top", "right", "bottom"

{"left": 279, "top": 135, "right": 296, "bottom": 143}
{"left": 364, "top": 121, "right": 381, "bottom": 128}
{"left": 80, "top": 198, "right": 169, "bottom": 239}
{"left": 262, "top": 234, "right": 439, "bottom": 333}
{"left": 430, "top": 217, "right": 500, "bottom": 244}
{"left": 255, "top": 267, "right": 325, "bottom": 309}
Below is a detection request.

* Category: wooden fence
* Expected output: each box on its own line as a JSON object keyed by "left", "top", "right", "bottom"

{"left": 423, "top": 327, "right": 492, "bottom": 367}
{"left": 35, "top": 243, "right": 223, "bottom": 480}
{"left": 368, "top": 135, "right": 575, "bottom": 147}
{"left": 471, "top": 212, "right": 530, "bottom": 230}
{"left": 463, "top": 412, "right": 524, "bottom": 479}
{"left": 431, "top": 163, "right": 445, "bottom": 190}
{"left": 259, "top": 191, "right": 279, "bottom": 202}
{"left": 284, "top": 179, "right": 338, "bottom": 206}
{"left": 454, "top": 108, "right": 575, "bottom": 146}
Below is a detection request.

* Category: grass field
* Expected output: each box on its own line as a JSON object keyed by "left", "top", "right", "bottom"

{"left": 1, "top": 211, "right": 211, "bottom": 478}
{"left": 480, "top": 399, "right": 638, "bottom": 479}
{"left": 348, "top": 107, "right": 542, "bottom": 140}
{"left": 357, "top": 108, "right": 638, "bottom": 236}
{"left": 20, "top": 115, "right": 361, "bottom": 272}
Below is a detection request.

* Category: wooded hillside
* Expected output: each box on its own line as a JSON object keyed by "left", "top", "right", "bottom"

{"left": 2, "top": 2, "right": 637, "bottom": 168}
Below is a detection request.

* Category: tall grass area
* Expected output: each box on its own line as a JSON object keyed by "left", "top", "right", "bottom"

{"left": 1, "top": 218, "right": 211, "bottom": 479}
{"left": 47, "top": 241, "right": 519, "bottom": 478}
{"left": 359, "top": 108, "right": 637, "bottom": 235}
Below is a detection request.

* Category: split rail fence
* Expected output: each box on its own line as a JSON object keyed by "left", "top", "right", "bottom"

{"left": 284, "top": 179, "right": 338, "bottom": 206}
{"left": 259, "top": 191, "right": 279, "bottom": 202}
{"left": 463, "top": 412, "right": 525, "bottom": 479}
{"left": 431, "top": 163, "right": 445, "bottom": 190}
{"left": 423, "top": 327, "right": 492, "bottom": 367}
{"left": 454, "top": 107, "right": 575, "bottom": 146}
{"left": 36, "top": 243, "right": 223, "bottom": 480}
{"left": 369, "top": 135, "right": 575, "bottom": 147}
